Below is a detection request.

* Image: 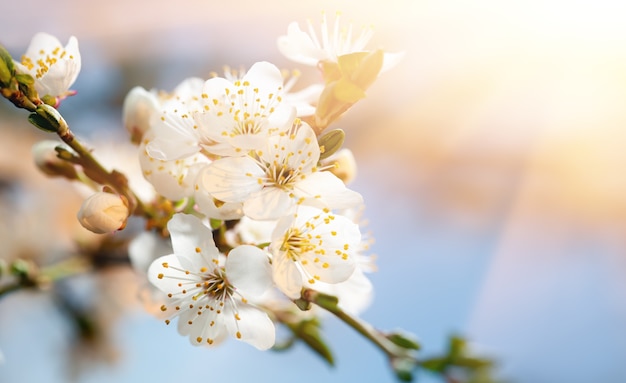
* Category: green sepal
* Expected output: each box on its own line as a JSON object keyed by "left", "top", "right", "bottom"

{"left": 28, "top": 112, "right": 58, "bottom": 132}
{"left": 391, "top": 357, "right": 417, "bottom": 382}
{"left": 318, "top": 128, "right": 345, "bottom": 160}
{"left": 15, "top": 73, "right": 35, "bottom": 86}
{"left": 286, "top": 318, "right": 334, "bottom": 366}
{"left": 386, "top": 331, "right": 421, "bottom": 351}
{"left": 294, "top": 297, "right": 312, "bottom": 311}
{"left": 0, "top": 45, "right": 15, "bottom": 85}
{"left": 209, "top": 218, "right": 223, "bottom": 230}
{"left": 338, "top": 49, "right": 384, "bottom": 91}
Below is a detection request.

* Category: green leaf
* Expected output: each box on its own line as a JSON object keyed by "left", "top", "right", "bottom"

{"left": 28, "top": 113, "right": 58, "bottom": 132}
{"left": 420, "top": 357, "right": 448, "bottom": 373}
{"left": 386, "top": 331, "right": 421, "bottom": 351}
{"left": 286, "top": 319, "right": 334, "bottom": 366}
{"left": 318, "top": 128, "right": 345, "bottom": 160}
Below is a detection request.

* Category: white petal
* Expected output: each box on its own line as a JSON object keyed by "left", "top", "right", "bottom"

{"left": 194, "top": 183, "right": 244, "bottom": 221}
{"left": 200, "top": 157, "right": 263, "bottom": 203}
{"left": 277, "top": 22, "right": 326, "bottom": 65}
{"left": 167, "top": 214, "right": 219, "bottom": 267}
{"left": 244, "top": 188, "right": 294, "bottom": 220}
{"left": 225, "top": 304, "right": 275, "bottom": 350}
{"left": 295, "top": 171, "right": 363, "bottom": 210}
{"left": 272, "top": 250, "right": 303, "bottom": 299}
{"left": 147, "top": 253, "right": 188, "bottom": 293}
{"left": 128, "top": 231, "right": 172, "bottom": 275}
{"left": 226, "top": 245, "right": 272, "bottom": 299}
{"left": 241, "top": 61, "right": 284, "bottom": 98}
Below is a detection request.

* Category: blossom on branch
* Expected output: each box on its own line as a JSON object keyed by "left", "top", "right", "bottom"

{"left": 269, "top": 205, "right": 361, "bottom": 299}
{"left": 148, "top": 214, "right": 275, "bottom": 350}
{"left": 197, "top": 120, "right": 362, "bottom": 220}
{"left": 14, "top": 32, "right": 81, "bottom": 103}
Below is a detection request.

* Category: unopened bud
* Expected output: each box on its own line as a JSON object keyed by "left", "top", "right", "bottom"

{"left": 122, "top": 86, "right": 159, "bottom": 144}
{"left": 32, "top": 140, "right": 78, "bottom": 179}
{"left": 77, "top": 192, "right": 129, "bottom": 234}
{"left": 29, "top": 104, "right": 66, "bottom": 133}
{"left": 321, "top": 148, "right": 357, "bottom": 184}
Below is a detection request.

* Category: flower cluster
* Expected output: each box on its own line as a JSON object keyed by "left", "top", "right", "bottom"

{"left": 120, "top": 12, "right": 395, "bottom": 349}
{"left": 10, "top": 11, "right": 396, "bottom": 353}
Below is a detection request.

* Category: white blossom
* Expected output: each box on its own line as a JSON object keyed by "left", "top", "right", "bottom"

{"left": 14, "top": 32, "right": 81, "bottom": 100}
{"left": 277, "top": 12, "right": 403, "bottom": 72}
{"left": 269, "top": 206, "right": 361, "bottom": 299}
{"left": 198, "top": 121, "right": 362, "bottom": 220}
{"left": 192, "top": 61, "right": 296, "bottom": 157}
{"left": 148, "top": 214, "right": 275, "bottom": 350}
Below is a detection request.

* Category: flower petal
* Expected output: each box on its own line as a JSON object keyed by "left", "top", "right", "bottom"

{"left": 226, "top": 245, "right": 272, "bottom": 299}
{"left": 167, "top": 214, "right": 219, "bottom": 268}
{"left": 200, "top": 157, "right": 263, "bottom": 203}
{"left": 244, "top": 187, "right": 294, "bottom": 220}
{"left": 294, "top": 171, "right": 363, "bottom": 210}
{"left": 272, "top": 248, "right": 303, "bottom": 299}
{"left": 225, "top": 304, "right": 275, "bottom": 350}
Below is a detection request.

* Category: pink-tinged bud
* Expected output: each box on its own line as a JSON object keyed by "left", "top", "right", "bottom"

{"left": 77, "top": 192, "right": 129, "bottom": 234}
{"left": 122, "top": 86, "right": 159, "bottom": 144}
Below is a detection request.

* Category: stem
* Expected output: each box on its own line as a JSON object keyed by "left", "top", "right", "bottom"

{"left": 302, "top": 288, "right": 416, "bottom": 361}
{"left": 54, "top": 115, "right": 151, "bottom": 218}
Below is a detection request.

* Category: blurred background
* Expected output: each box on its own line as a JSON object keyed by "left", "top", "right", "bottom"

{"left": 1, "top": 0, "right": 626, "bottom": 382}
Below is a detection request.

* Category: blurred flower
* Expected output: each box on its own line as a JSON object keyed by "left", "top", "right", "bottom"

{"left": 198, "top": 121, "right": 362, "bottom": 220}
{"left": 122, "top": 86, "right": 160, "bottom": 144}
{"left": 14, "top": 32, "right": 81, "bottom": 101}
{"left": 278, "top": 11, "right": 403, "bottom": 72}
{"left": 269, "top": 205, "right": 361, "bottom": 299}
{"left": 77, "top": 192, "right": 129, "bottom": 234}
{"left": 31, "top": 140, "right": 78, "bottom": 179}
{"left": 321, "top": 148, "right": 357, "bottom": 185}
{"left": 147, "top": 214, "right": 275, "bottom": 349}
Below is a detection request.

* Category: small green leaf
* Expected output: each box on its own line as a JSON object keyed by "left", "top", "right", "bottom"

{"left": 318, "top": 128, "right": 345, "bottom": 160}
{"left": 386, "top": 331, "right": 421, "bottom": 351}
{"left": 289, "top": 319, "right": 334, "bottom": 366}
{"left": 420, "top": 357, "right": 448, "bottom": 373}
{"left": 28, "top": 113, "right": 58, "bottom": 132}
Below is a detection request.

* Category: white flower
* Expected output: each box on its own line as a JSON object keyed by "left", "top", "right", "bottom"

{"left": 198, "top": 121, "right": 362, "bottom": 220}
{"left": 192, "top": 61, "right": 296, "bottom": 157}
{"left": 14, "top": 32, "right": 81, "bottom": 100}
{"left": 130, "top": 78, "right": 210, "bottom": 201}
{"left": 277, "top": 12, "right": 403, "bottom": 72}
{"left": 77, "top": 192, "right": 129, "bottom": 234}
{"left": 148, "top": 214, "right": 275, "bottom": 350}
{"left": 122, "top": 86, "right": 160, "bottom": 144}
{"left": 269, "top": 206, "right": 361, "bottom": 299}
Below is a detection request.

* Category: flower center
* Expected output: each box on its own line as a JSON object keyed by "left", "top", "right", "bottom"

{"left": 281, "top": 227, "right": 320, "bottom": 261}
{"left": 21, "top": 46, "right": 72, "bottom": 79}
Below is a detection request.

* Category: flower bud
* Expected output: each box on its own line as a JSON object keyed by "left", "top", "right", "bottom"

{"left": 122, "top": 86, "right": 159, "bottom": 144}
{"left": 77, "top": 192, "right": 129, "bottom": 234}
{"left": 32, "top": 140, "right": 78, "bottom": 179}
